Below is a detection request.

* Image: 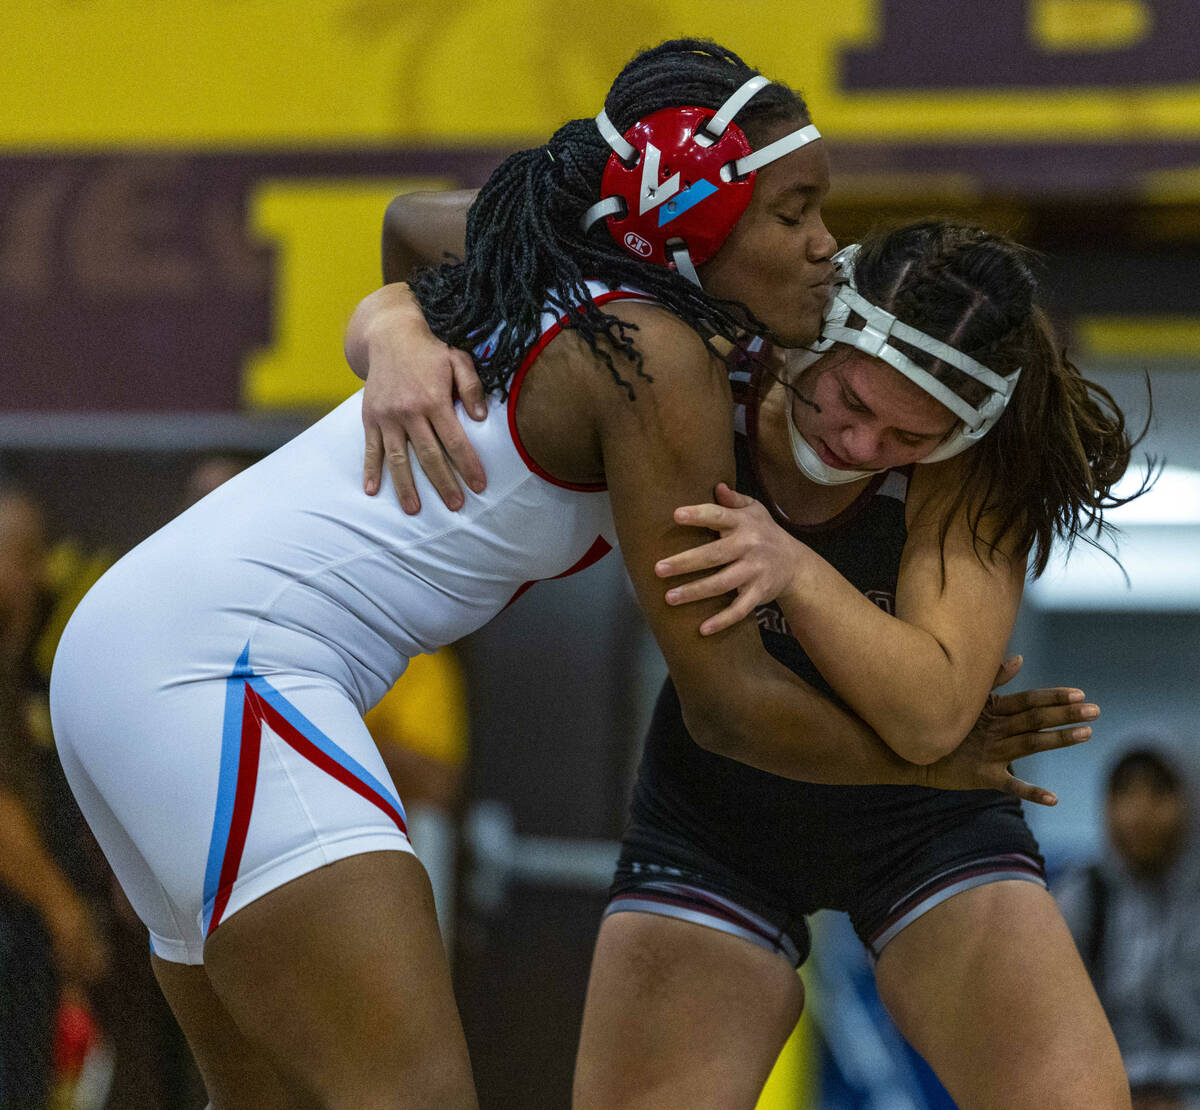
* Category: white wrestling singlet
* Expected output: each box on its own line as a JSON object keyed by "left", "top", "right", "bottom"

{"left": 50, "top": 287, "right": 643, "bottom": 963}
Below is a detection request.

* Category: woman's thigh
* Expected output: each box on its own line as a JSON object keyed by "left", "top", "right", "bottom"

{"left": 874, "top": 880, "right": 1130, "bottom": 1110}
{"left": 152, "top": 955, "right": 315, "bottom": 1110}
{"left": 200, "top": 851, "right": 477, "bottom": 1110}
{"left": 574, "top": 911, "right": 804, "bottom": 1110}
{"left": 57, "top": 653, "right": 415, "bottom": 962}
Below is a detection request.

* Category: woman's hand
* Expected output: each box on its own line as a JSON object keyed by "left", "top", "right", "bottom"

{"left": 346, "top": 284, "right": 489, "bottom": 514}
{"left": 922, "top": 656, "right": 1100, "bottom": 806}
{"left": 656, "top": 482, "right": 808, "bottom": 636}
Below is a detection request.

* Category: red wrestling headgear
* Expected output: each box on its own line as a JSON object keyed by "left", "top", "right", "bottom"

{"left": 580, "top": 75, "right": 821, "bottom": 287}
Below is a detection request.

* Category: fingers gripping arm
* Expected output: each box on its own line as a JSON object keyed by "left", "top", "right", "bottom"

{"left": 346, "top": 190, "right": 485, "bottom": 511}
{"left": 593, "top": 309, "right": 923, "bottom": 786}
{"left": 925, "top": 656, "right": 1100, "bottom": 806}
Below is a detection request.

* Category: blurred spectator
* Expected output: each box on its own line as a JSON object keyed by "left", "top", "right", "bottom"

{"left": 0, "top": 481, "right": 109, "bottom": 1107}
{"left": 24, "top": 449, "right": 469, "bottom": 1106}
{"left": 1057, "top": 746, "right": 1200, "bottom": 1110}
{"left": 180, "top": 449, "right": 260, "bottom": 510}
{"left": 79, "top": 452, "right": 264, "bottom": 1110}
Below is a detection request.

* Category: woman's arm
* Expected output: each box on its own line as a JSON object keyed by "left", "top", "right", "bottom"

{"left": 0, "top": 788, "right": 109, "bottom": 986}
{"left": 657, "top": 475, "right": 1035, "bottom": 764}
{"left": 382, "top": 188, "right": 475, "bottom": 283}
{"left": 350, "top": 190, "right": 486, "bottom": 512}
{"left": 588, "top": 305, "right": 1080, "bottom": 791}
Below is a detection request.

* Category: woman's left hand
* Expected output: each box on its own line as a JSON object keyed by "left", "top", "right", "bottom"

{"left": 656, "top": 482, "right": 807, "bottom": 636}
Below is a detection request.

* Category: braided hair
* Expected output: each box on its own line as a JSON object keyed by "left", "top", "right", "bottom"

{"left": 410, "top": 39, "right": 810, "bottom": 399}
{"left": 850, "top": 219, "right": 1145, "bottom": 577}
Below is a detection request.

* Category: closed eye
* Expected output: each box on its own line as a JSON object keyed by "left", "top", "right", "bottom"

{"left": 841, "top": 388, "right": 869, "bottom": 413}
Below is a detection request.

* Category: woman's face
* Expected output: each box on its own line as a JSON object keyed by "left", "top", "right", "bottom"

{"left": 790, "top": 348, "right": 959, "bottom": 473}
{"left": 697, "top": 124, "right": 836, "bottom": 348}
{"left": 1107, "top": 775, "right": 1187, "bottom": 878}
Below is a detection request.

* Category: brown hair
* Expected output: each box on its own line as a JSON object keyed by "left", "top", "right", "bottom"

{"left": 851, "top": 219, "right": 1147, "bottom": 576}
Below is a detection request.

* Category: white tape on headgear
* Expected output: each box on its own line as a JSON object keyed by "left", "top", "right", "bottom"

{"left": 724, "top": 125, "right": 822, "bottom": 180}
{"left": 786, "top": 243, "right": 1022, "bottom": 484}
{"left": 593, "top": 108, "right": 637, "bottom": 164}
{"left": 694, "top": 76, "right": 769, "bottom": 146}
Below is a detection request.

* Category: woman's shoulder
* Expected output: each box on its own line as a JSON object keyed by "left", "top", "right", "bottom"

{"left": 904, "top": 453, "right": 1029, "bottom": 573}
{"left": 905, "top": 454, "right": 976, "bottom": 526}
{"left": 553, "top": 294, "right": 724, "bottom": 392}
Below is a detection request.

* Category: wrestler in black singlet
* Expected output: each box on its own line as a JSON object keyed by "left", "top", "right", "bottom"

{"left": 607, "top": 349, "right": 1044, "bottom": 965}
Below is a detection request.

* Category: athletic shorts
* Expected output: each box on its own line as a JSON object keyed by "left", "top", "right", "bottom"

{"left": 605, "top": 686, "right": 1046, "bottom": 967}
{"left": 605, "top": 840, "right": 1045, "bottom": 968}
{"left": 50, "top": 600, "right": 413, "bottom": 966}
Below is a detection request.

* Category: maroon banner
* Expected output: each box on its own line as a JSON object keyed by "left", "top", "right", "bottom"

{"left": 845, "top": 0, "right": 1200, "bottom": 90}
{"left": 0, "top": 149, "right": 506, "bottom": 412}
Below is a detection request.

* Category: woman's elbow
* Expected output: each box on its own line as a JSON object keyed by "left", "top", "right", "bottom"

{"left": 383, "top": 194, "right": 418, "bottom": 240}
{"left": 678, "top": 693, "right": 748, "bottom": 759}
{"left": 344, "top": 310, "right": 371, "bottom": 380}
{"left": 879, "top": 712, "right": 974, "bottom": 766}
{"left": 886, "top": 738, "right": 951, "bottom": 766}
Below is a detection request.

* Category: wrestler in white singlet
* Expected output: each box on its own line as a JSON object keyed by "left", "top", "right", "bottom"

{"left": 50, "top": 287, "right": 643, "bottom": 964}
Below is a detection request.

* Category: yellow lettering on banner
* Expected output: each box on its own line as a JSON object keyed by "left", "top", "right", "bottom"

{"left": 1076, "top": 316, "right": 1200, "bottom": 358}
{"left": 241, "top": 179, "right": 448, "bottom": 411}
{"left": 5, "top": 0, "right": 1200, "bottom": 147}
{"left": 1140, "top": 166, "right": 1200, "bottom": 203}
{"left": 1031, "top": 0, "right": 1151, "bottom": 53}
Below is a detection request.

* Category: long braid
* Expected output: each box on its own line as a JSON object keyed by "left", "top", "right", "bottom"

{"left": 410, "top": 39, "right": 810, "bottom": 399}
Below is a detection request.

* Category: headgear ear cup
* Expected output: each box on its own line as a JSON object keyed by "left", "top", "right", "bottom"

{"left": 580, "top": 76, "right": 821, "bottom": 287}
{"left": 594, "top": 105, "right": 756, "bottom": 269}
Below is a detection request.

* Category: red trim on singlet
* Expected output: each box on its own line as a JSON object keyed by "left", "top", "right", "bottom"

{"left": 207, "top": 685, "right": 408, "bottom": 934}
{"left": 741, "top": 351, "right": 908, "bottom": 537}
{"left": 504, "top": 533, "right": 613, "bottom": 609}
{"left": 253, "top": 689, "right": 407, "bottom": 834}
{"left": 505, "top": 290, "right": 653, "bottom": 492}
{"left": 209, "top": 688, "right": 265, "bottom": 931}
{"left": 610, "top": 890, "right": 779, "bottom": 945}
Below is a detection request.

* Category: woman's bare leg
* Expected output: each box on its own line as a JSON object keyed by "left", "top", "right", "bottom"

{"left": 153, "top": 956, "right": 314, "bottom": 1110}
{"left": 874, "top": 880, "right": 1130, "bottom": 1110}
{"left": 162, "top": 851, "right": 477, "bottom": 1110}
{"left": 573, "top": 912, "right": 804, "bottom": 1110}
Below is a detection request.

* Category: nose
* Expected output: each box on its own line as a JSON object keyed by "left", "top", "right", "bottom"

{"left": 837, "top": 421, "right": 884, "bottom": 465}
{"left": 808, "top": 216, "right": 837, "bottom": 263}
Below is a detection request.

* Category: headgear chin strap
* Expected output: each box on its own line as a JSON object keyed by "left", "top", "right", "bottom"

{"left": 786, "top": 243, "right": 1022, "bottom": 486}
{"left": 787, "top": 411, "right": 877, "bottom": 486}
{"left": 580, "top": 75, "right": 821, "bottom": 287}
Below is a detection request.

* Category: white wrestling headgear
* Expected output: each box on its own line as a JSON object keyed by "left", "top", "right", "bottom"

{"left": 786, "top": 243, "right": 1022, "bottom": 486}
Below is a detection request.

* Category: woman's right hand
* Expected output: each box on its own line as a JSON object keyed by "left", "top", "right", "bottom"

{"left": 345, "top": 284, "right": 490, "bottom": 514}
{"left": 922, "top": 655, "right": 1100, "bottom": 805}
